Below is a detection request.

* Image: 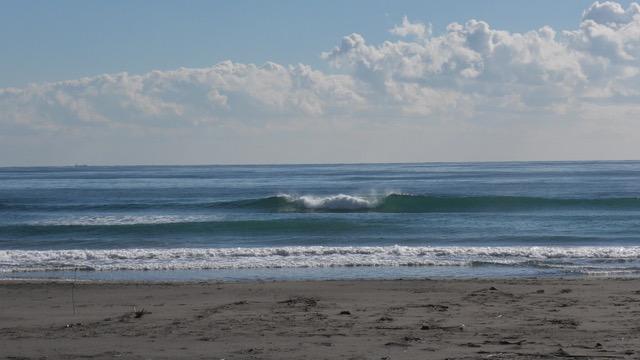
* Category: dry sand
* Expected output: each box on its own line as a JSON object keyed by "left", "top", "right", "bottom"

{"left": 2, "top": 278, "right": 640, "bottom": 359}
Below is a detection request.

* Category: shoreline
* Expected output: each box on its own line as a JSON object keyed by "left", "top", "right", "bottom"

{"left": 0, "top": 273, "right": 632, "bottom": 284}
{"left": 3, "top": 278, "right": 640, "bottom": 359}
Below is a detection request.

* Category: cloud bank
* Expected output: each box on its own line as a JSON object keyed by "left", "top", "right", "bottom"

{"left": 2, "top": 1, "right": 640, "bottom": 164}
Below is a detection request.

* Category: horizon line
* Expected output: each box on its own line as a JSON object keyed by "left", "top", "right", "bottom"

{"left": 1, "top": 158, "right": 639, "bottom": 169}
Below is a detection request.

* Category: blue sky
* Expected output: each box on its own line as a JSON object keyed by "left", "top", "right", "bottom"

{"left": 1, "top": 0, "right": 630, "bottom": 87}
{"left": 1, "top": 1, "right": 640, "bottom": 165}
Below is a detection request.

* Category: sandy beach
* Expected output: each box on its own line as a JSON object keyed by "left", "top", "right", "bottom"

{"left": 1, "top": 278, "right": 640, "bottom": 359}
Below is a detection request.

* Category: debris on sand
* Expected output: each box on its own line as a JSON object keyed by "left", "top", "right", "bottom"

{"left": 279, "top": 296, "right": 318, "bottom": 307}
{"left": 133, "top": 307, "right": 150, "bottom": 318}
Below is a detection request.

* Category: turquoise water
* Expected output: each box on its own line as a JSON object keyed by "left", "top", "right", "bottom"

{"left": 1, "top": 161, "right": 640, "bottom": 280}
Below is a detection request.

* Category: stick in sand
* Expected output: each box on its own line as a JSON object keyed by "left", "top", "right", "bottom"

{"left": 71, "top": 267, "right": 77, "bottom": 316}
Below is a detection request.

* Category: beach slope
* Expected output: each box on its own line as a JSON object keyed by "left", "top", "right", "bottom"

{"left": 1, "top": 279, "right": 639, "bottom": 359}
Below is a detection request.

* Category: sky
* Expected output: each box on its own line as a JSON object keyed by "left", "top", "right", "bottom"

{"left": 1, "top": 0, "right": 640, "bottom": 166}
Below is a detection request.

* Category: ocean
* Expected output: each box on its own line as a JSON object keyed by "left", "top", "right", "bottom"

{"left": 1, "top": 161, "right": 640, "bottom": 281}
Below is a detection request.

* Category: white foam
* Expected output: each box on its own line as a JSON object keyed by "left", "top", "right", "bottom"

{"left": 281, "top": 193, "right": 380, "bottom": 210}
{"left": 2, "top": 246, "right": 640, "bottom": 273}
{"left": 29, "top": 214, "right": 218, "bottom": 226}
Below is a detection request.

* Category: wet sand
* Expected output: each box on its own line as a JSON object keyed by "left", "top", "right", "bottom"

{"left": 2, "top": 278, "right": 640, "bottom": 359}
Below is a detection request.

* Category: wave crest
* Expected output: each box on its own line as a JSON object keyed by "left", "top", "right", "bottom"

{"left": 282, "top": 193, "right": 379, "bottom": 210}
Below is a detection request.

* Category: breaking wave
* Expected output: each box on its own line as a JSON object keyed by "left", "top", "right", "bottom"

{"left": 219, "top": 193, "right": 640, "bottom": 212}
{"left": 2, "top": 245, "right": 640, "bottom": 273}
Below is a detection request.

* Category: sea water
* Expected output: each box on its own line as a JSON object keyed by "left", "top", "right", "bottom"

{"left": 1, "top": 161, "right": 640, "bottom": 280}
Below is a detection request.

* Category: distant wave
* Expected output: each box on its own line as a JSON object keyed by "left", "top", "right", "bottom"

{"left": 29, "top": 214, "right": 218, "bottom": 226}
{"left": 220, "top": 194, "right": 381, "bottom": 211}
{"left": 4, "top": 193, "right": 640, "bottom": 214}
{"left": 2, "top": 246, "right": 640, "bottom": 273}
{"left": 218, "top": 193, "right": 640, "bottom": 212}
{"left": 0, "top": 218, "right": 367, "bottom": 237}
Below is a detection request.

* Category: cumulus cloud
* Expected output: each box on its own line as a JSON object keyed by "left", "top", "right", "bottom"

{"left": 582, "top": 1, "right": 640, "bottom": 26}
{"left": 2, "top": 1, "right": 640, "bottom": 133}
{"left": 390, "top": 16, "right": 431, "bottom": 39}
{"left": 323, "top": 1, "right": 640, "bottom": 116}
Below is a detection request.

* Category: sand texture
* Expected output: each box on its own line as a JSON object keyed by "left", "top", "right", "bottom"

{"left": 2, "top": 278, "right": 640, "bottom": 359}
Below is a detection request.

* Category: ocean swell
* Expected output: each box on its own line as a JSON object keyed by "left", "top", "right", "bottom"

{"left": 219, "top": 193, "right": 640, "bottom": 212}
{"left": 5, "top": 193, "right": 640, "bottom": 213}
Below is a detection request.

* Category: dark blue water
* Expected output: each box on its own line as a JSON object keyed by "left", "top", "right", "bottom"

{"left": 1, "top": 161, "right": 640, "bottom": 280}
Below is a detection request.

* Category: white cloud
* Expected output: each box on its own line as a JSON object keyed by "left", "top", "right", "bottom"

{"left": 582, "top": 1, "right": 640, "bottom": 26}
{"left": 323, "top": 2, "right": 640, "bottom": 118}
{"left": 390, "top": 16, "right": 431, "bottom": 39}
